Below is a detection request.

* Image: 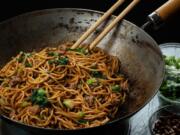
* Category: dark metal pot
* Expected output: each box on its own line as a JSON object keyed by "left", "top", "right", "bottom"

{"left": 0, "top": 8, "right": 164, "bottom": 135}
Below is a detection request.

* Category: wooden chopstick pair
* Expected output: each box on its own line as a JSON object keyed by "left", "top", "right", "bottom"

{"left": 71, "top": 0, "right": 140, "bottom": 50}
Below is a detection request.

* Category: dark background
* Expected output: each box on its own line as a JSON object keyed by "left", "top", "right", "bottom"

{"left": 0, "top": 0, "right": 180, "bottom": 44}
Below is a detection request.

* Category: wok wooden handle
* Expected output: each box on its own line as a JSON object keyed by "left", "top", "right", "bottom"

{"left": 156, "top": 0, "right": 180, "bottom": 21}
{"left": 143, "top": 0, "right": 180, "bottom": 30}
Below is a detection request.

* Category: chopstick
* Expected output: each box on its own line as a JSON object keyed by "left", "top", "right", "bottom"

{"left": 89, "top": 0, "right": 140, "bottom": 50}
{"left": 71, "top": 0, "right": 125, "bottom": 49}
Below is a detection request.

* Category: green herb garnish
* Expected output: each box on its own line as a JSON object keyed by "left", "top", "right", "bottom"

{"left": 63, "top": 99, "right": 74, "bottom": 109}
{"left": 17, "top": 52, "right": 25, "bottom": 63}
{"left": 37, "top": 88, "right": 46, "bottom": 96}
{"left": 48, "top": 60, "right": 55, "bottom": 64}
{"left": 57, "top": 57, "right": 69, "bottom": 65}
{"left": 17, "top": 52, "right": 32, "bottom": 67}
{"left": 21, "top": 101, "right": 30, "bottom": 108}
{"left": 48, "top": 56, "right": 69, "bottom": 65}
{"left": 77, "top": 119, "right": 88, "bottom": 124}
{"left": 111, "top": 85, "right": 121, "bottom": 92}
{"left": 25, "top": 61, "right": 32, "bottom": 67}
{"left": 67, "top": 48, "right": 87, "bottom": 54}
{"left": 86, "top": 78, "right": 97, "bottom": 85}
{"left": 30, "top": 88, "right": 49, "bottom": 107}
{"left": 91, "top": 70, "right": 103, "bottom": 78}
{"left": 25, "top": 53, "right": 32, "bottom": 57}
{"left": 48, "top": 52, "right": 59, "bottom": 57}
{"left": 77, "top": 111, "right": 85, "bottom": 119}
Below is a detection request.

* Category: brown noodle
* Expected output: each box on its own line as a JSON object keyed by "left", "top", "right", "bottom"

{"left": 0, "top": 43, "right": 129, "bottom": 129}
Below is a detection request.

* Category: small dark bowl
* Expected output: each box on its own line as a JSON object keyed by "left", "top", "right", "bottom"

{"left": 148, "top": 105, "right": 180, "bottom": 135}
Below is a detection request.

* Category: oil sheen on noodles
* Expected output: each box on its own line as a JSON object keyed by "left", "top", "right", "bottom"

{"left": 0, "top": 43, "right": 129, "bottom": 129}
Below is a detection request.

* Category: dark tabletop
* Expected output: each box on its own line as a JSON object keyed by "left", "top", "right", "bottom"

{"left": 0, "top": 0, "right": 180, "bottom": 44}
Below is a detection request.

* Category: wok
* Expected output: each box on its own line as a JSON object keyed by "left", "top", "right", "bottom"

{"left": 0, "top": 8, "right": 164, "bottom": 135}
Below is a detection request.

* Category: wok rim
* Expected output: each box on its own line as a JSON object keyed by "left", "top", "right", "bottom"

{"left": 0, "top": 8, "right": 164, "bottom": 132}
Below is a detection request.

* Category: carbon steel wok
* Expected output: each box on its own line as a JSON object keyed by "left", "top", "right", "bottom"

{"left": 0, "top": 8, "right": 164, "bottom": 134}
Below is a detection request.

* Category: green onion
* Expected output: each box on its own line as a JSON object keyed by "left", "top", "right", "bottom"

{"left": 48, "top": 60, "right": 55, "bottom": 64}
{"left": 63, "top": 99, "right": 74, "bottom": 109}
{"left": 17, "top": 52, "right": 25, "bottom": 63}
{"left": 25, "top": 61, "right": 32, "bottom": 67}
{"left": 67, "top": 48, "right": 87, "bottom": 54}
{"left": 57, "top": 57, "right": 69, "bottom": 65}
{"left": 30, "top": 88, "right": 49, "bottom": 107}
{"left": 111, "top": 85, "right": 121, "bottom": 92}
{"left": 86, "top": 78, "right": 97, "bottom": 85}
{"left": 37, "top": 88, "right": 46, "bottom": 96}
{"left": 77, "top": 119, "right": 88, "bottom": 124}
{"left": 77, "top": 111, "right": 85, "bottom": 119}
{"left": 48, "top": 57, "right": 69, "bottom": 65}
{"left": 17, "top": 52, "right": 32, "bottom": 67}
{"left": 21, "top": 101, "right": 30, "bottom": 108}
{"left": 26, "top": 53, "right": 32, "bottom": 57}
{"left": 91, "top": 70, "right": 103, "bottom": 78}
{"left": 48, "top": 52, "right": 59, "bottom": 57}
{"left": 75, "top": 48, "right": 87, "bottom": 54}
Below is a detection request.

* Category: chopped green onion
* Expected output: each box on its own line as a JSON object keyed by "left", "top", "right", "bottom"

{"left": 37, "top": 88, "right": 46, "bottom": 96}
{"left": 57, "top": 57, "right": 69, "bottom": 65}
{"left": 25, "top": 61, "right": 32, "bottom": 67}
{"left": 75, "top": 48, "right": 87, "bottom": 54}
{"left": 111, "top": 85, "right": 121, "bottom": 92}
{"left": 40, "top": 98, "right": 49, "bottom": 107}
{"left": 48, "top": 52, "right": 59, "bottom": 57}
{"left": 48, "top": 60, "right": 55, "bottom": 64}
{"left": 67, "top": 48, "right": 87, "bottom": 54}
{"left": 48, "top": 57, "right": 69, "bottom": 65}
{"left": 26, "top": 53, "right": 32, "bottom": 57}
{"left": 17, "top": 52, "right": 25, "bottom": 63}
{"left": 63, "top": 99, "right": 74, "bottom": 109}
{"left": 17, "top": 52, "right": 32, "bottom": 67}
{"left": 21, "top": 101, "right": 30, "bottom": 108}
{"left": 77, "top": 119, "right": 88, "bottom": 124}
{"left": 91, "top": 70, "right": 103, "bottom": 78}
{"left": 77, "top": 111, "right": 85, "bottom": 119}
{"left": 87, "top": 78, "right": 97, "bottom": 85}
{"left": 30, "top": 88, "right": 49, "bottom": 107}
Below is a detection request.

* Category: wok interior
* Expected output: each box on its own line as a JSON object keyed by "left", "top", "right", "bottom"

{"left": 0, "top": 9, "right": 164, "bottom": 120}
